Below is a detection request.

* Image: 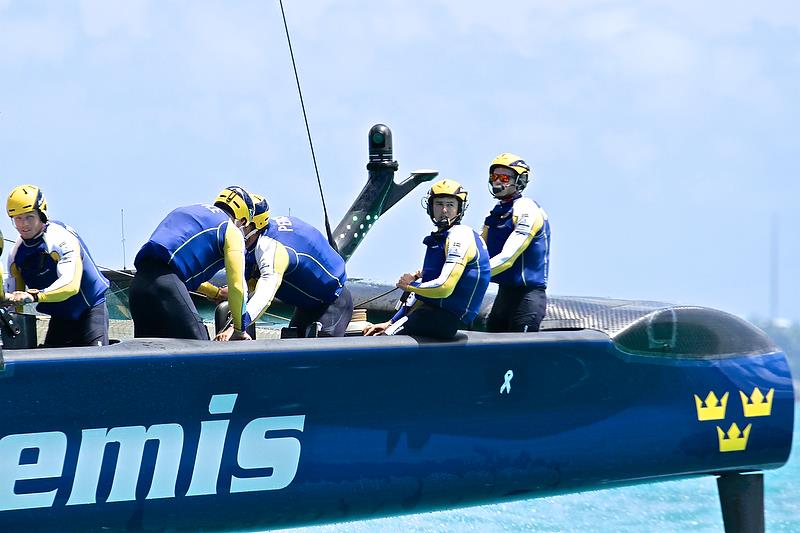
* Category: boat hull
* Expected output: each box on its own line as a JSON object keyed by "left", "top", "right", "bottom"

{"left": 0, "top": 329, "right": 793, "bottom": 531}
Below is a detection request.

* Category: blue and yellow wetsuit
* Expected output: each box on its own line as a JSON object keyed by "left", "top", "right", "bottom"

{"left": 482, "top": 194, "right": 550, "bottom": 332}
{"left": 243, "top": 215, "right": 352, "bottom": 337}
{"left": 4, "top": 221, "right": 110, "bottom": 346}
{"left": 131, "top": 204, "right": 249, "bottom": 339}
{"left": 391, "top": 224, "right": 490, "bottom": 339}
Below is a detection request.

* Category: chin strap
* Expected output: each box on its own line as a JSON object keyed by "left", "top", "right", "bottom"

{"left": 433, "top": 215, "right": 459, "bottom": 230}
{"left": 243, "top": 227, "right": 260, "bottom": 241}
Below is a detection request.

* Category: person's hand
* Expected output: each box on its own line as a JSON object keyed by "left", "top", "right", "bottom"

{"left": 213, "top": 325, "right": 234, "bottom": 342}
{"left": 7, "top": 291, "right": 34, "bottom": 304}
{"left": 363, "top": 321, "right": 391, "bottom": 336}
{"left": 396, "top": 273, "right": 417, "bottom": 290}
{"left": 230, "top": 329, "right": 252, "bottom": 341}
{"left": 216, "top": 286, "right": 229, "bottom": 303}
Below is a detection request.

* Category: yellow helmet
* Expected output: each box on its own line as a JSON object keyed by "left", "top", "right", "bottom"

{"left": 423, "top": 179, "right": 469, "bottom": 229}
{"left": 7, "top": 185, "right": 48, "bottom": 221}
{"left": 250, "top": 194, "right": 271, "bottom": 231}
{"left": 489, "top": 152, "right": 531, "bottom": 195}
{"left": 213, "top": 186, "right": 254, "bottom": 225}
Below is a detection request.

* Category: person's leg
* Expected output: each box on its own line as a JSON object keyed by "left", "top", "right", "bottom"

{"left": 289, "top": 305, "right": 320, "bottom": 336}
{"left": 393, "top": 306, "right": 463, "bottom": 340}
{"left": 486, "top": 285, "right": 521, "bottom": 333}
{"left": 43, "top": 303, "right": 108, "bottom": 347}
{"left": 508, "top": 288, "right": 547, "bottom": 332}
{"left": 130, "top": 266, "right": 163, "bottom": 337}
{"left": 214, "top": 301, "right": 256, "bottom": 338}
{"left": 42, "top": 316, "right": 72, "bottom": 348}
{"left": 131, "top": 263, "right": 208, "bottom": 339}
{"left": 316, "top": 287, "right": 354, "bottom": 337}
{"left": 75, "top": 301, "right": 109, "bottom": 346}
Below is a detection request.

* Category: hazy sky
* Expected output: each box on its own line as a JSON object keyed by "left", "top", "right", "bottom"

{"left": 1, "top": 1, "right": 799, "bottom": 321}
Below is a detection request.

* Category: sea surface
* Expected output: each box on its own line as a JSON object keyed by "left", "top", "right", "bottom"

{"left": 275, "top": 407, "right": 799, "bottom": 533}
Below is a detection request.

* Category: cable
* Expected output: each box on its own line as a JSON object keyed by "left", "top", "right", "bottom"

{"left": 278, "top": 0, "right": 337, "bottom": 251}
{"left": 354, "top": 286, "right": 400, "bottom": 308}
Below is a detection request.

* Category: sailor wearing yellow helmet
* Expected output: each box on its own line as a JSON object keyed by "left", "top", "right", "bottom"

{"left": 483, "top": 153, "right": 550, "bottom": 332}
{"left": 4, "top": 185, "right": 111, "bottom": 347}
{"left": 0, "top": 229, "right": 4, "bottom": 302}
{"left": 364, "top": 179, "right": 490, "bottom": 340}
{"left": 129, "top": 186, "right": 254, "bottom": 340}
{"left": 214, "top": 194, "right": 352, "bottom": 340}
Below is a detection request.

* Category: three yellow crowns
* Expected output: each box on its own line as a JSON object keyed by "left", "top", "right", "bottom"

{"left": 693, "top": 387, "right": 774, "bottom": 452}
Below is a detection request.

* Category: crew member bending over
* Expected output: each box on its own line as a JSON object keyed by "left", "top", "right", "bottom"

{"left": 129, "top": 186, "right": 254, "bottom": 340}
{"left": 364, "top": 179, "right": 490, "bottom": 340}
{"left": 215, "top": 194, "right": 352, "bottom": 339}
{"left": 4, "top": 185, "right": 110, "bottom": 347}
{"left": 483, "top": 153, "right": 550, "bottom": 332}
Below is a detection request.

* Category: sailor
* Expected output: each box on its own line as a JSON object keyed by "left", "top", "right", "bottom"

{"left": 0, "top": 228, "right": 5, "bottom": 302}
{"left": 364, "top": 179, "right": 490, "bottom": 340}
{"left": 129, "top": 186, "right": 254, "bottom": 340}
{"left": 215, "top": 194, "right": 353, "bottom": 339}
{"left": 4, "top": 185, "right": 110, "bottom": 347}
{"left": 482, "top": 153, "right": 550, "bottom": 332}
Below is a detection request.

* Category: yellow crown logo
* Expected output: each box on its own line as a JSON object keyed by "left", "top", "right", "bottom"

{"left": 694, "top": 391, "right": 728, "bottom": 421}
{"left": 717, "top": 423, "right": 751, "bottom": 452}
{"left": 740, "top": 387, "right": 774, "bottom": 418}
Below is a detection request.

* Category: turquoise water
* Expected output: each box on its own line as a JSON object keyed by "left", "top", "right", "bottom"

{"left": 278, "top": 407, "right": 799, "bottom": 532}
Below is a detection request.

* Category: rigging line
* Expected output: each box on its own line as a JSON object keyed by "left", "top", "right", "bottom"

{"left": 278, "top": 0, "right": 337, "bottom": 251}
{"left": 354, "top": 286, "right": 400, "bottom": 308}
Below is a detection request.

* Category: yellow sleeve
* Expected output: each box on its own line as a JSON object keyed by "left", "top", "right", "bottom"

{"left": 222, "top": 223, "right": 248, "bottom": 331}
{"left": 408, "top": 261, "right": 467, "bottom": 299}
{"left": 407, "top": 233, "right": 477, "bottom": 299}
{"left": 196, "top": 282, "right": 221, "bottom": 300}
{"left": 10, "top": 264, "right": 24, "bottom": 292}
{"left": 8, "top": 263, "right": 24, "bottom": 312}
{"left": 37, "top": 251, "right": 83, "bottom": 303}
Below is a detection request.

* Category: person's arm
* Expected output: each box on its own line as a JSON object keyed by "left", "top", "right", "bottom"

{"left": 5, "top": 245, "right": 24, "bottom": 308}
{"left": 222, "top": 222, "right": 250, "bottom": 335}
{"left": 196, "top": 282, "right": 223, "bottom": 302}
{"left": 33, "top": 226, "right": 84, "bottom": 303}
{"left": 6, "top": 246, "right": 24, "bottom": 296}
{"left": 489, "top": 198, "right": 544, "bottom": 277}
{"left": 406, "top": 226, "right": 476, "bottom": 299}
{"left": 364, "top": 294, "right": 418, "bottom": 336}
{"left": 244, "top": 236, "right": 289, "bottom": 322}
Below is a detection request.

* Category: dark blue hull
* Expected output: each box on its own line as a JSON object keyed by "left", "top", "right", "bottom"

{"left": 0, "top": 321, "right": 793, "bottom": 531}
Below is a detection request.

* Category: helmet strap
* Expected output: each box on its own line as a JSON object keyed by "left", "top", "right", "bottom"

{"left": 244, "top": 227, "right": 260, "bottom": 241}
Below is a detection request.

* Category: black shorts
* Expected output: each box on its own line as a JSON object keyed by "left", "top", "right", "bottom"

{"left": 43, "top": 301, "right": 109, "bottom": 348}
{"left": 393, "top": 304, "right": 466, "bottom": 340}
{"left": 290, "top": 286, "right": 354, "bottom": 337}
{"left": 130, "top": 258, "right": 209, "bottom": 340}
{"left": 486, "top": 285, "right": 547, "bottom": 333}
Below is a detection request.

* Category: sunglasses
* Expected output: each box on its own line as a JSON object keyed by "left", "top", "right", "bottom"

{"left": 490, "top": 172, "right": 514, "bottom": 184}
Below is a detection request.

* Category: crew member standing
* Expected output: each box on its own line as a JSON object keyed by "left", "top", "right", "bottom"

{"left": 364, "top": 179, "right": 490, "bottom": 340}
{"left": 4, "top": 185, "right": 110, "bottom": 347}
{"left": 483, "top": 153, "right": 550, "bottom": 332}
{"left": 129, "top": 186, "right": 254, "bottom": 340}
